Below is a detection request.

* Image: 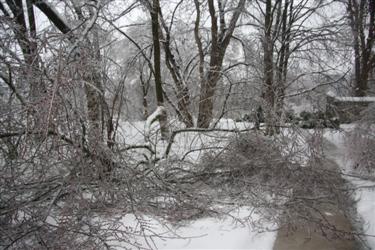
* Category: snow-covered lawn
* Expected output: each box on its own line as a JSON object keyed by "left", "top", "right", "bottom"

{"left": 117, "top": 119, "right": 255, "bottom": 161}
{"left": 153, "top": 217, "right": 275, "bottom": 250}
{"left": 111, "top": 208, "right": 276, "bottom": 249}
{"left": 325, "top": 128, "right": 375, "bottom": 249}
{"left": 112, "top": 119, "right": 277, "bottom": 249}
{"left": 113, "top": 118, "right": 375, "bottom": 249}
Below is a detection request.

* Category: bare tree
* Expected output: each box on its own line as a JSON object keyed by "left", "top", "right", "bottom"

{"left": 150, "top": 0, "right": 170, "bottom": 139}
{"left": 195, "top": 0, "right": 246, "bottom": 128}
{"left": 262, "top": 0, "right": 276, "bottom": 135}
{"left": 248, "top": 0, "right": 342, "bottom": 135}
{"left": 0, "top": 0, "right": 47, "bottom": 132}
{"left": 1, "top": 0, "right": 369, "bottom": 248}
{"left": 346, "top": 0, "right": 375, "bottom": 96}
{"left": 158, "top": 2, "right": 195, "bottom": 127}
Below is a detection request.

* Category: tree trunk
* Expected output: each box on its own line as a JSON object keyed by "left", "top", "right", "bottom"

{"left": 160, "top": 29, "right": 194, "bottom": 127}
{"left": 347, "top": 0, "right": 375, "bottom": 96}
{"left": 151, "top": 0, "right": 169, "bottom": 139}
{"left": 140, "top": 74, "right": 150, "bottom": 120}
{"left": 2, "top": 0, "right": 46, "bottom": 131}
{"left": 196, "top": 0, "right": 221, "bottom": 128}
{"left": 263, "top": 0, "right": 275, "bottom": 136}
{"left": 30, "top": 0, "right": 115, "bottom": 176}
{"left": 82, "top": 42, "right": 113, "bottom": 175}
{"left": 197, "top": 68, "right": 222, "bottom": 128}
{"left": 275, "top": 0, "right": 292, "bottom": 134}
{"left": 196, "top": 0, "right": 245, "bottom": 128}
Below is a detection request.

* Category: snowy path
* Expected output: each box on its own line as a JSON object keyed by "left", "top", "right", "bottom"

{"left": 272, "top": 139, "right": 358, "bottom": 250}
{"left": 325, "top": 131, "right": 375, "bottom": 249}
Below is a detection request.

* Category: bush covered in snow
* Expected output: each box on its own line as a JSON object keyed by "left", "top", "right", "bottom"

{"left": 297, "top": 110, "right": 340, "bottom": 129}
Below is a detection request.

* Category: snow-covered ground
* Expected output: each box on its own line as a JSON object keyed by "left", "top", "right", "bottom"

{"left": 114, "top": 117, "right": 375, "bottom": 249}
{"left": 117, "top": 118, "right": 254, "bottom": 161}
{"left": 111, "top": 208, "right": 276, "bottom": 250}
{"left": 325, "top": 128, "right": 375, "bottom": 249}
{"left": 113, "top": 119, "right": 277, "bottom": 249}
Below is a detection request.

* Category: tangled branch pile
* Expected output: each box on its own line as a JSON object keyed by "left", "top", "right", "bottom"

{"left": 348, "top": 103, "right": 375, "bottom": 174}
{"left": 192, "top": 132, "right": 352, "bottom": 233}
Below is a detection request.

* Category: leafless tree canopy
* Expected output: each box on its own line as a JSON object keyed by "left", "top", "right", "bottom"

{"left": 0, "top": 0, "right": 374, "bottom": 249}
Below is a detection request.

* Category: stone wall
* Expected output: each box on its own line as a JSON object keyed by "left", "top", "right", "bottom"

{"left": 326, "top": 94, "right": 375, "bottom": 123}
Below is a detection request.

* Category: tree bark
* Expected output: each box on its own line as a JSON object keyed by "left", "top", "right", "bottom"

{"left": 347, "top": 0, "right": 375, "bottom": 96}
{"left": 275, "top": 0, "right": 292, "bottom": 134}
{"left": 263, "top": 0, "right": 276, "bottom": 135}
{"left": 151, "top": 0, "right": 169, "bottom": 139}
{"left": 139, "top": 64, "right": 151, "bottom": 120}
{"left": 32, "top": 0, "right": 114, "bottom": 175}
{"left": 196, "top": 0, "right": 245, "bottom": 128}
{"left": 158, "top": 18, "right": 194, "bottom": 127}
{"left": 2, "top": 0, "right": 46, "bottom": 133}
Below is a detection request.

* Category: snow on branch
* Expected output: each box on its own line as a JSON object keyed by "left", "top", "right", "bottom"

{"left": 145, "top": 106, "right": 166, "bottom": 137}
